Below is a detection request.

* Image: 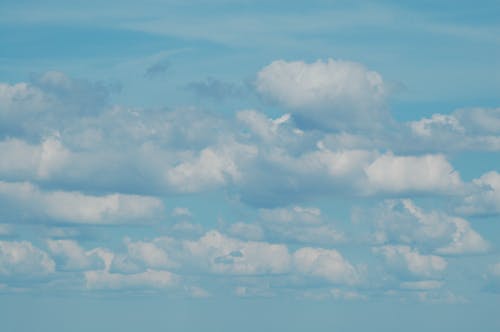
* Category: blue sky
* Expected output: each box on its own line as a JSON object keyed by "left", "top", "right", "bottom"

{"left": 0, "top": 1, "right": 499, "bottom": 331}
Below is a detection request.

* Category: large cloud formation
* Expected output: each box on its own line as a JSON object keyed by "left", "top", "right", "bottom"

{"left": 0, "top": 59, "right": 497, "bottom": 301}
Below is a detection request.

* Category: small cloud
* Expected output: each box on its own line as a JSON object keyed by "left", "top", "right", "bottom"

{"left": 144, "top": 59, "right": 170, "bottom": 79}
{"left": 171, "top": 207, "right": 192, "bottom": 218}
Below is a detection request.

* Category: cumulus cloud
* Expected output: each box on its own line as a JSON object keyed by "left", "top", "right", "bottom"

{"left": 165, "top": 141, "right": 258, "bottom": 193}
{"left": 373, "top": 245, "right": 447, "bottom": 278}
{"left": 0, "top": 241, "right": 55, "bottom": 277}
{"left": 370, "top": 199, "right": 489, "bottom": 255}
{"left": 458, "top": 171, "right": 500, "bottom": 216}
{"left": 0, "top": 181, "right": 165, "bottom": 224}
{"left": 182, "top": 231, "right": 291, "bottom": 275}
{"left": 255, "top": 58, "right": 389, "bottom": 130}
{"left": 293, "top": 247, "right": 362, "bottom": 285}
{"left": 0, "top": 137, "right": 70, "bottom": 181}
{"left": 253, "top": 205, "right": 345, "bottom": 245}
{"left": 364, "top": 153, "right": 462, "bottom": 194}
{"left": 407, "top": 108, "right": 500, "bottom": 152}
{"left": 121, "top": 238, "right": 176, "bottom": 270}
{"left": 47, "top": 240, "right": 104, "bottom": 271}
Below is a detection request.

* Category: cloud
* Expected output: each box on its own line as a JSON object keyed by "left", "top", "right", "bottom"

{"left": 370, "top": 199, "right": 489, "bottom": 255}
{"left": 47, "top": 240, "right": 104, "bottom": 271}
{"left": 458, "top": 171, "right": 500, "bottom": 216}
{"left": 253, "top": 205, "right": 345, "bottom": 245}
{"left": 182, "top": 231, "right": 291, "bottom": 275}
{"left": 122, "top": 238, "right": 176, "bottom": 270}
{"left": 364, "top": 153, "right": 462, "bottom": 194}
{"left": 144, "top": 59, "right": 170, "bottom": 78}
{"left": 407, "top": 108, "right": 500, "bottom": 152}
{"left": 255, "top": 58, "right": 389, "bottom": 130}
{"left": 165, "top": 141, "right": 257, "bottom": 193}
{"left": 0, "top": 241, "right": 55, "bottom": 277}
{"left": 0, "top": 137, "right": 70, "bottom": 181}
{"left": 373, "top": 245, "right": 447, "bottom": 278}
{"left": 0, "top": 181, "right": 164, "bottom": 224}
{"left": 29, "top": 71, "right": 112, "bottom": 115}
{"left": 293, "top": 247, "right": 362, "bottom": 285}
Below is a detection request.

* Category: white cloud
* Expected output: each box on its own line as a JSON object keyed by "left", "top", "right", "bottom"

{"left": 371, "top": 199, "right": 489, "bottom": 255}
{"left": 0, "top": 181, "right": 164, "bottom": 224}
{"left": 293, "top": 247, "right": 361, "bottom": 285}
{"left": 46, "top": 239, "right": 104, "bottom": 271}
{"left": 255, "top": 59, "right": 387, "bottom": 130}
{"left": 458, "top": 171, "right": 500, "bottom": 216}
{"left": 373, "top": 245, "right": 447, "bottom": 278}
{"left": 183, "top": 231, "right": 291, "bottom": 275}
{"left": 0, "top": 241, "right": 55, "bottom": 277}
{"left": 237, "top": 109, "right": 294, "bottom": 143}
{"left": 0, "top": 137, "right": 70, "bottom": 180}
{"left": 410, "top": 113, "right": 464, "bottom": 137}
{"left": 123, "top": 238, "right": 176, "bottom": 270}
{"left": 365, "top": 153, "right": 462, "bottom": 194}
{"left": 407, "top": 108, "right": 500, "bottom": 152}
{"left": 228, "top": 222, "right": 264, "bottom": 241}
{"left": 165, "top": 141, "right": 257, "bottom": 193}
{"left": 257, "top": 206, "right": 345, "bottom": 245}
{"left": 256, "top": 59, "right": 387, "bottom": 114}
{"left": 0, "top": 82, "right": 48, "bottom": 114}
{"left": 171, "top": 207, "right": 192, "bottom": 217}
{"left": 453, "top": 108, "right": 500, "bottom": 134}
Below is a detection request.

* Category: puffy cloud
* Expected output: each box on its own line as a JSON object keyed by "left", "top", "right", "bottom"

{"left": 122, "top": 238, "right": 176, "bottom": 270}
{"left": 0, "top": 137, "right": 70, "bottom": 181}
{"left": 371, "top": 199, "right": 489, "bottom": 255}
{"left": 237, "top": 110, "right": 298, "bottom": 143}
{"left": 171, "top": 207, "right": 192, "bottom": 218}
{"left": 373, "top": 245, "right": 447, "bottom": 278}
{"left": 46, "top": 240, "right": 104, "bottom": 271}
{"left": 85, "top": 269, "right": 177, "bottom": 290}
{"left": 293, "top": 247, "right": 361, "bottom": 285}
{"left": 458, "top": 171, "right": 500, "bottom": 216}
{"left": 182, "top": 231, "right": 291, "bottom": 275}
{"left": 0, "top": 241, "right": 55, "bottom": 277}
{"left": 407, "top": 108, "right": 500, "bottom": 152}
{"left": 256, "top": 206, "right": 345, "bottom": 245}
{"left": 255, "top": 59, "right": 388, "bottom": 130}
{"left": 0, "top": 181, "right": 164, "bottom": 224}
{"left": 227, "top": 222, "right": 264, "bottom": 241}
{"left": 364, "top": 153, "right": 462, "bottom": 194}
{"left": 165, "top": 141, "right": 258, "bottom": 193}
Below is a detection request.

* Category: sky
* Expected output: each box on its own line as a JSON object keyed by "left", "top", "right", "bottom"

{"left": 0, "top": 1, "right": 500, "bottom": 331}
